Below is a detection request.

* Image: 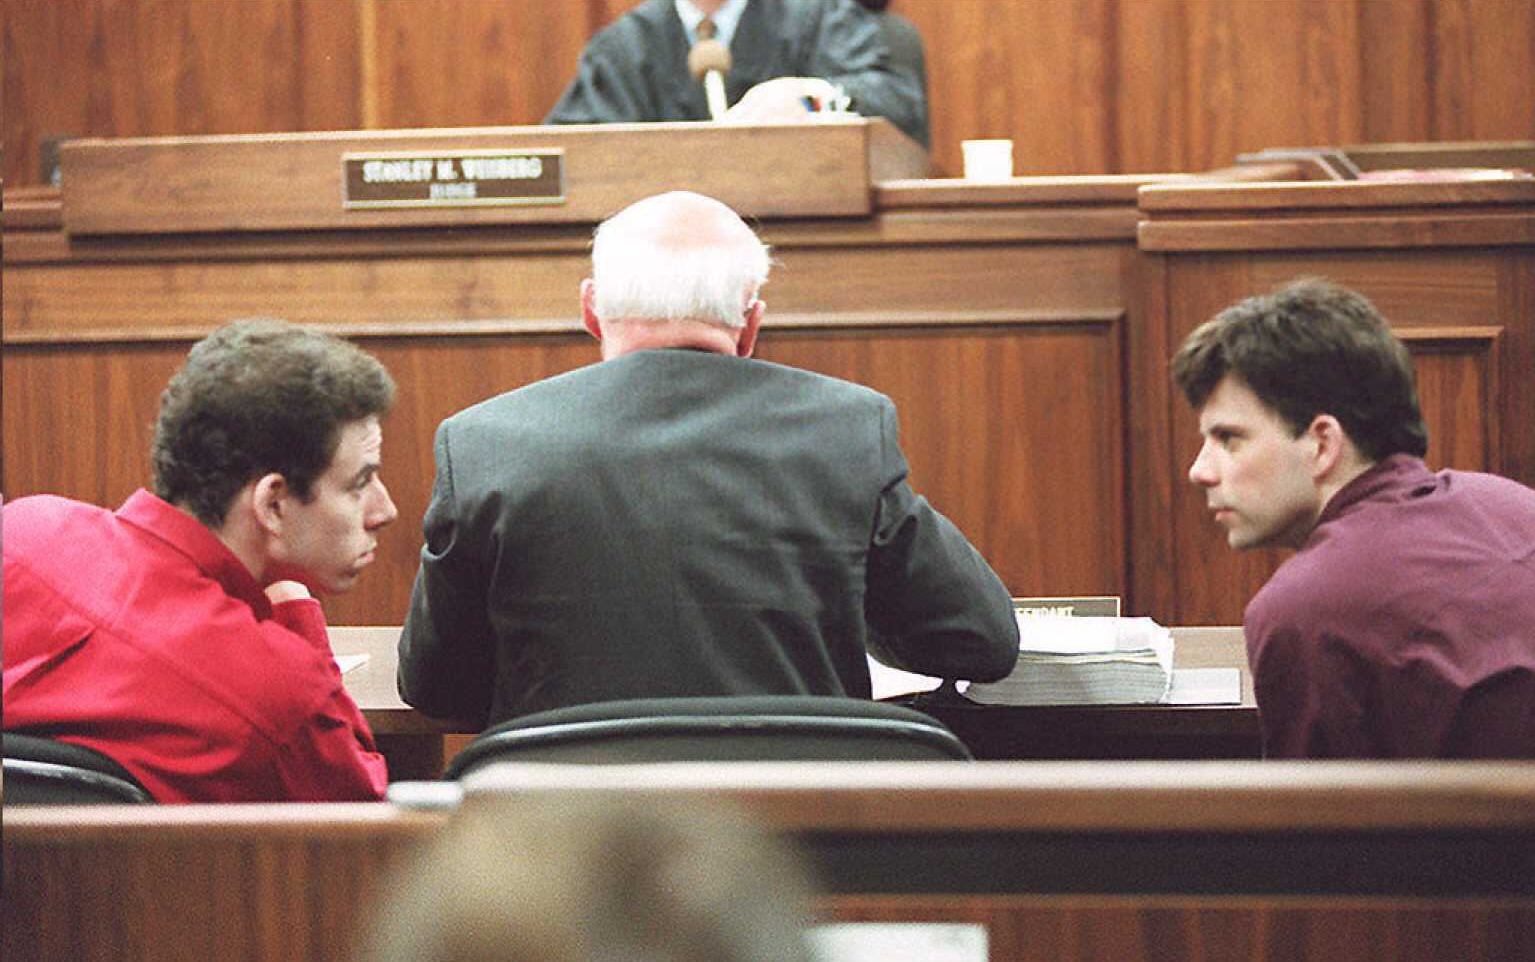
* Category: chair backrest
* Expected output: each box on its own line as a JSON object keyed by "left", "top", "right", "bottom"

{"left": 446, "top": 695, "right": 972, "bottom": 779}
{"left": 3, "top": 732, "right": 154, "bottom": 804}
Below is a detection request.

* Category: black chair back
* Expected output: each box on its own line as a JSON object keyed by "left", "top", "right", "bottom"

{"left": 446, "top": 695, "right": 972, "bottom": 779}
{"left": 3, "top": 732, "right": 153, "bottom": 804}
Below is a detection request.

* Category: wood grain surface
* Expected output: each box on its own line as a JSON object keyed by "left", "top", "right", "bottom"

{"left": 5, "top": 1, "right": 1532, "bottom": 186}
{"left": 7, "top": 767, "right": 1534, "bottom": 962}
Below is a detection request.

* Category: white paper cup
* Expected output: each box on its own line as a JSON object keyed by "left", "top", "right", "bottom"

{"left": 961, "top": 139, "right": 1014, "bottom": 181}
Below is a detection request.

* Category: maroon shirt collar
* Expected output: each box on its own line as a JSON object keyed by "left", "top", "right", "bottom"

{"left": 115, "top": 488, "right": 272, "bottom": 618}
{"left": 1315, "top": 453, "right": 1436, "bottom": 529}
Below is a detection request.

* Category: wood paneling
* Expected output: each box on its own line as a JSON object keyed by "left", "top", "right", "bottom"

{"left": 1, "top": 0, "right": 315, "bottom": 183}
{"left": 762, "top": 321, "right": 1123, "bottom": 599}
{"left": 1430, "top": 0, "right": 1535, "bottom": 142}
{"left": 829, "top": 896, "right": 1535, "bottom": 962}
{"left": 3, "top": 804, "right": 438, "bottom": 962}
{"left": 6, "top": 765, "right": 1534, "bottom": 962}
{"left": 6, "top": 1, "right": 1533, "bottom": 187}
{"left": 370, "top": 0, "right": 593, "bottom": 130}
{"left": 901, "top": 0, "right": 1117, "bottom": 176}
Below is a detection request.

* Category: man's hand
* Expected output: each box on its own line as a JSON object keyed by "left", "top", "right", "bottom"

{"left": 724, "top": 77, "right": 847, "bottom": 124}
{"left": 264, "top": 580, "right": 313, "bottom": 605}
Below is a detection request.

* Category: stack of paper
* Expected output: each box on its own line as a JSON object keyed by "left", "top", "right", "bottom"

{"left": 964, "top": 616, "right": 1173, "bottom": 706}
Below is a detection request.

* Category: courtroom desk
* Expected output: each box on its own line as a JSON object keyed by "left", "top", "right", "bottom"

{"left": 9, "top": 763, "right": 1532, "bottom": 962}
{"left": 3, "top": 802, "right": 444, "bottom": 962}
{"left": 465, "top": 760, "right": 1535, "bottom": 895}
{"left": 904, "top": 625, "right": 1259, "bottom": 759}
{"left": 1131, "top": 175, "right": 1535, "bottom": 626}
{"left": 330, "top": 625, "right": 466, "bottom": 781}
{"left": 334, "top": 626, "right": 1260, "bottom": 773}
{"left": 475, "top": 761, "right": 1535, "bottom": 960}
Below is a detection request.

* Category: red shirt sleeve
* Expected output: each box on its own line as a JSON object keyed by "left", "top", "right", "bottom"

{"left": 269, "top": 598, "right": 390, "bottom": 801}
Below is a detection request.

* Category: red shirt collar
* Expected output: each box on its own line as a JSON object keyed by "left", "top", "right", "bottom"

{"left": 115, "top": 488, "right": 272, "bottom": 618}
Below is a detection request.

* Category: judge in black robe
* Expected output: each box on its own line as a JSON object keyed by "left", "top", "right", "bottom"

{"left": 544, "top": 0, "right": 929, "bottom": 148}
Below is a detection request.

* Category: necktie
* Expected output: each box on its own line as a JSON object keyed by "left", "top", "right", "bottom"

{"left": 696, "top": 16, "right": 717, "bottom": 41}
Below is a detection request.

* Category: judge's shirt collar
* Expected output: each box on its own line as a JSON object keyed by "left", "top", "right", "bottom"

{"left": 677, "top": 0, "right": 748, "bottom": 48}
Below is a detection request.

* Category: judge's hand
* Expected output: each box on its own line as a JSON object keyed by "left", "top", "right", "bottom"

{"left": 724, "top": 77, "right": 844, "bottom": 124}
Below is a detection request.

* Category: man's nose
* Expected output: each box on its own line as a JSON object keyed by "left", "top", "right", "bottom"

{"left": 1188, "top": 442, "right": 1217, "bottom": 486}
{"left": 367, "top": 479, "right": 399, "bottom": 528}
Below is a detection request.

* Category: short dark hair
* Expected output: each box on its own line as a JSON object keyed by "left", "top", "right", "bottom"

{"left": 151, "top": 320, "right": 396, "bottom": 526}
{"left": 1170, "top": 278, "right": 1428, "bottom": 461}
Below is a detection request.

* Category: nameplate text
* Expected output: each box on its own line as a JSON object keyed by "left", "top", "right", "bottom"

{"left": 342, "top": 149, "right": 565, "bottom": 208}
{"left": 1012, "top": 596, "right": 1122, "bottom": 618}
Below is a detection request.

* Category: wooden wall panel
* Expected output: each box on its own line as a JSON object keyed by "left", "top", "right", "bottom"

{"left": 370, "top": 0, "right": 593, "bottom": 130}
{"left": 829, "top": 895, "right": 1535, "bottom": 962}
{"left": 760, "top": 321, "right": 1125, "bottom": 600}
{"left": 1180, "top": 0, "right": 1363, "bottom": 174}
{"left": 1115, "top": 0, "right": 1189, "bottom": 176}
{"left": 7, "top": 1, "right": 1533, "bottom": 187}
{"left": 900, "top": 0, "right": 1116, "bottom": 176}
{"left": 1, "top": 344, "right": 182, "bottom": 509}
{"left": 295, "top": 0, "right": 364, "bottom": 131}
{"left": 1431, "top": 0, "right": 1535, "bottom": 141}
{"left": 1, "top": 250, "right": 593, "bottom": 335}
{"left": 1360, "top": 0, "right": 1432, "bottom": 143}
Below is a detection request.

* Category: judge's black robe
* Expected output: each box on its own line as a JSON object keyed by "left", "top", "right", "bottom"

{"left": 544, "top": 0, "right": 929, "bottom": 148}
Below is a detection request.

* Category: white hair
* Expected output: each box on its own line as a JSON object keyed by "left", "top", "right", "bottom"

{"left": 589, "top": 195, "right": 771, "bottom": 329}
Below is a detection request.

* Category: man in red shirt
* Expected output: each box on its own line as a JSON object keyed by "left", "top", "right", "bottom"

{"left": 4, "top": 320, "right": 398, "bottom": 801}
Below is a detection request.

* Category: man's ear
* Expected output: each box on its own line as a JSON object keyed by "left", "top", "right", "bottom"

{"left": 251, "top": 472, "right": 290, "bottom": 537}
{"left": 735, "top": 298, "right": 765, "bottom": 357}
{"left": 580, "top": 279, "right": 602, "bottom": 341}
{"left": 1306, "top": 414, "right": 1350, "bottom": 481}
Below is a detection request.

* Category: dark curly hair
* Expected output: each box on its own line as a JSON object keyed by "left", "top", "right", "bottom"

{"left": 150, "top": 320, "right": 396, "bottom": 527}
{"left": 1170, "top": 278, "right": 1428, "bottom": 462}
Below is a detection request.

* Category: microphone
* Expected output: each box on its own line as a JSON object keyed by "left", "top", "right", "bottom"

{"left": 687, "top": 39, "right": 732, "bottom": 121}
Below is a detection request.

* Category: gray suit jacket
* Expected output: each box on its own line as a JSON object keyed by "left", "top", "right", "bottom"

{"left": 399, "top": 350, "right": 1017, "bottom": 727}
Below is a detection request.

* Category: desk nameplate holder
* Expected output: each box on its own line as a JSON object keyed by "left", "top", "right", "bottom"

{"left": 342, "top": 148, "right": 565, "bottom": 209}
{"left": 1012, "top": 595, "right": 1121, "bottom": 618}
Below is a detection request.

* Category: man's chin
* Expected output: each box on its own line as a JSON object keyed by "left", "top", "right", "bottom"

{"left": 321, "top": 572, "right": 361, "bottom": 595}
{"left": 1226, "top": 529, "right": 1262, "bottom": 551}
{"left": 1228, "top": 529, "right": 1287, "bottom": 552}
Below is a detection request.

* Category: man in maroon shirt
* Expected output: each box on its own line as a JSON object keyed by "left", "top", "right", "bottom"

{"left": 1171, "top": 279, "right": 1535, "bottom": 758}
{"left": 4, "top": 320, "right": 398, "bottom": 800}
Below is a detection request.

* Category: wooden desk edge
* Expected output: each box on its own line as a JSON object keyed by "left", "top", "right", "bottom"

{"left": 9, "top": 760, "right": 1535, "bottom": 836}
{"left": 459, "top": 759, "right": 1535, "bottom": 833}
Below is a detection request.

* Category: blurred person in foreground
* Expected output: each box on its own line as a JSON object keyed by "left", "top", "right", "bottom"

{"left": 360, "top": 793, "right": 815, "bottom": 962}
{"left": 1173, "top": 279, "right": 1535, "bottom": 758}
{"left": 3, "top": 320, "right": 399, "bottom": 800}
